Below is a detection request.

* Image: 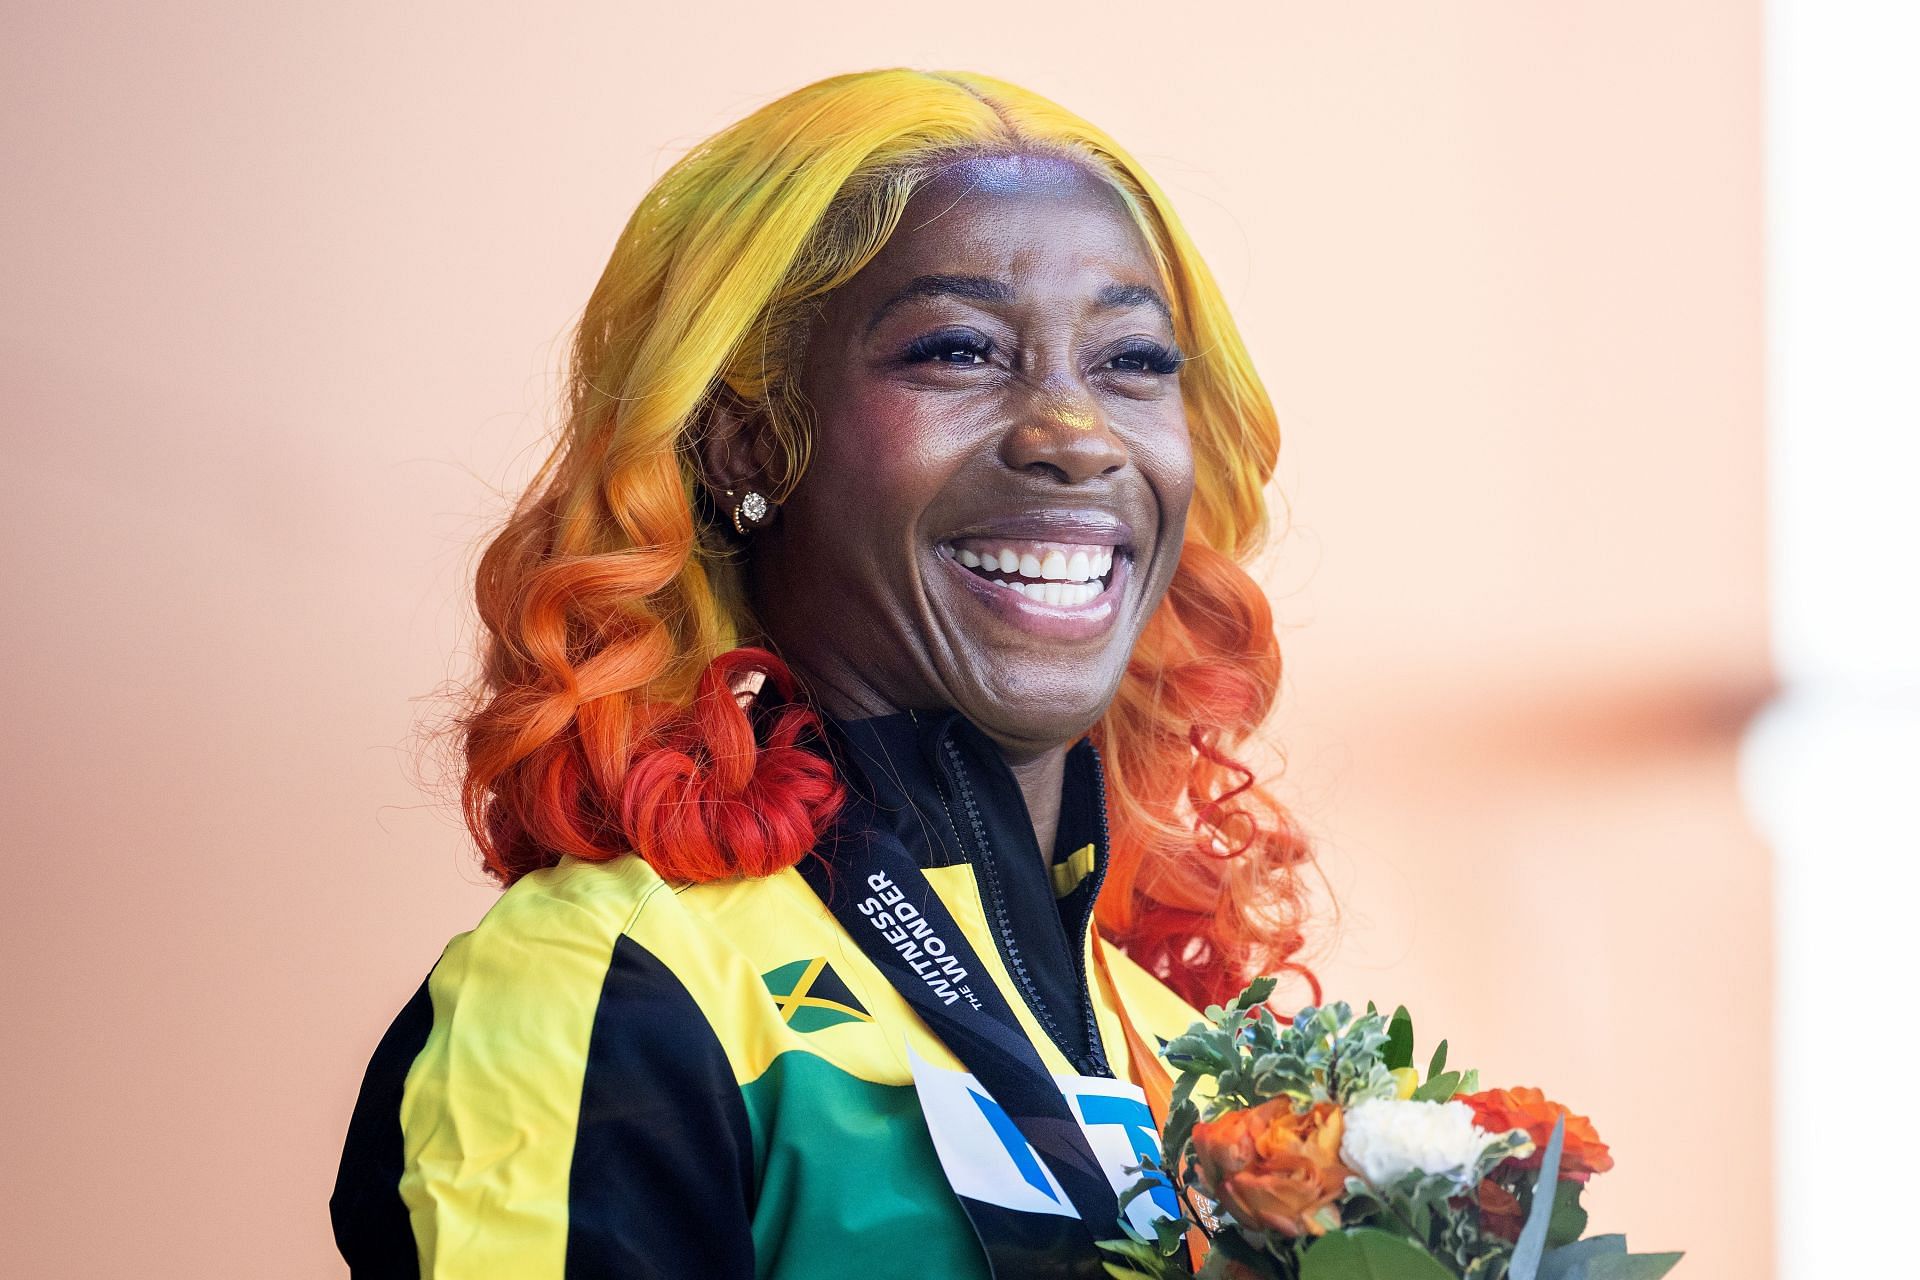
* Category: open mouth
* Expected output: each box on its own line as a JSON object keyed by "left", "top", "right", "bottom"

{"left": 938, "top": 537, "right": 1122, "bottom": 608}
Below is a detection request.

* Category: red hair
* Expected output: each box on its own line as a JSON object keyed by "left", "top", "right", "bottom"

{"left": 1093, "top": 541, "right": 1321, "bottom": 1007}
{"left": 473, "top": 645, "right": 841, "bottom": 886}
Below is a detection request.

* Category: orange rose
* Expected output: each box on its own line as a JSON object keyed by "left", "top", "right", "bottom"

{"left": 1189, "top": 1098, "right": 1351, "bottom": 1237}
{"left": 1458, "top": 1087, "right": 1614, "bottom": 1183}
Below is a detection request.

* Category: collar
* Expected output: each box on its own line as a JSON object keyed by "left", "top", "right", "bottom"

{"left": 816, "top": 706, "right": 1116, "bottom": 1078}
{"left": 818, "top": 707, "right": 1105, "bottom": 878}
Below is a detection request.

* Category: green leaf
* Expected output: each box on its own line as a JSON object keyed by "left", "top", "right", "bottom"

{"left": 1582, "top": 1255, "right": 1684, "bottom": 1280}
{"left": 1150, "top": 1216, "right": 1187, "bottom": 1255}
{"left": 1410, "top": 1071, "right": 1461, "bottom": 1102}
{"left": 1408, "top": 1194, "right": 1430, "bottom": 1240}
{"left": 1097, "top": 1234, "right": 1196, "bottom": 1280}
{"left": 1162, "top": 1098, "right": 1198, "bottom": 1170}
{"left": 1207, "top": 1230, "right": 1276, "bottom": 1274}
{"left": 1230, "top": 976, "right": 1278, "bottom": 1017}
{"left": 1509, "top": 1115, "right": 1566, "bottom": 1280}
{"left": 1538, "top": 1236, "right": 1627, "bottom": 1280}
{"left": 1097, "top": 1243, "right": 1186, "bottom": 1280}
{"left": 1546, "top": 1178, "right": 1588, "bottom": 1248}
{"left": 1426, "top": 1038, "right": 1448, "bottom": 1079}
{"left": 1113, "top": 1169, "right": 1167, "bottom": 1219}
{"left": 1385, "top": 1006, "right": 1415, "bottom": 1070}
{"left": 1162, "top": 1033, "right": 1222, "bottom": 1063}
{"left": 1301, "top": 1229, "right": 1457, "bottom": 1280}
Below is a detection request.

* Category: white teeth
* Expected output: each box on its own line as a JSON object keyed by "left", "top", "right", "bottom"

{"left": 980, "top": 577, "right": 1106, "bottom": 606}
{"left": 947, "top": 541, "right": 1121, "bottom": 597}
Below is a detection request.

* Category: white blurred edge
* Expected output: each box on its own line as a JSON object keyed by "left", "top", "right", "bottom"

{"left": 1755, "top": 3, "right": 1920, "bottom": 1278}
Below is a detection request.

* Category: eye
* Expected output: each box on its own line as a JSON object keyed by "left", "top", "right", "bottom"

{"left": 904, "top": 331, "right": 992, "bottom": 365}
{"left": 1104, "top": 340, "right": 1186, "bottom": 376}
{"left": 903, "top": 330, "right": 994, "bottom": 366}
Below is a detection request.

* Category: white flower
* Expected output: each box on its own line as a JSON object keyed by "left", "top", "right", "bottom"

{"left": 1338, "top": 1097, "right": 1498, "bottom": 1191}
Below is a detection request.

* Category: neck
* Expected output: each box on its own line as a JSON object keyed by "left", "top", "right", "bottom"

{"left": 1005, "top": 747, "right": 1067, "bottom": 868}
{"left": 795, "top": 667, "right": 1071, "bottom": 870}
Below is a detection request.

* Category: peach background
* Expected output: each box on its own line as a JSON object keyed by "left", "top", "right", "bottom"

{"left": 0, "top": 3, "right": 1768, "bottom": 1276}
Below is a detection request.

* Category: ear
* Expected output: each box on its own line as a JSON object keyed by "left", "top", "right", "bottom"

{"left": 692, "top": 384, "right": 781, "bottom": 502}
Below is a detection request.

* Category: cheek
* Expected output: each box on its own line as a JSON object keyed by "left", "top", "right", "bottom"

{"left": 1137, "top": 406, "right": 1197, "bottom": 519}
{"left": 807, "top": 383, "right": 964, "bottom": 514}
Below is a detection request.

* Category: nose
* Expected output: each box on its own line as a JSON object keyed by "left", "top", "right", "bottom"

{"left": 998, "top": 384, "right": 1130, "bottom": 485}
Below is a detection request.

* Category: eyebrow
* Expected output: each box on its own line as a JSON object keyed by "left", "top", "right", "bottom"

{"left": 865, "top": 275, "right": 1014, "bottom": 335}
{"left": 1093, "top": 282, "right": 1173, "bottom": 324}
{"left": 863, "top": 274, "right": 1173, "bottom": 335}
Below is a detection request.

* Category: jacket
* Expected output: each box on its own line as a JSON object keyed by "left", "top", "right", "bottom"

{"left": 330, "top": 707, "right": 1201, "bottom": 1278}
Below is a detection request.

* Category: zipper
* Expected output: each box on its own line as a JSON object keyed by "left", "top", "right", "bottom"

{"left": 937, "top": 729, "right": 1113, "bottom": 1079}
{"left": 1075, "top": 741, "right": 1116, "bottom": 1075}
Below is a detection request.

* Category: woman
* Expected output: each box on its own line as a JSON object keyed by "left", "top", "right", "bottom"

{"left": 332, "top": 68, "right": 1318, "bottom": 1279}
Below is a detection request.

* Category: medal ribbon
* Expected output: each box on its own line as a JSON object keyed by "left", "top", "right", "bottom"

{"left": 797, "top": 790, "right": 1123, "bottom": 1278}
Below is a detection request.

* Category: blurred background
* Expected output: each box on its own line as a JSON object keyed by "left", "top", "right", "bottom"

{"left": 5, "top": 3, "right": 1911, "bottom": 1276}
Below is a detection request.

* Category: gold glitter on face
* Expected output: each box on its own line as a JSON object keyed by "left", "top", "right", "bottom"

{"left": 1047, "top": 404, "right": 1098, "bottom": 431}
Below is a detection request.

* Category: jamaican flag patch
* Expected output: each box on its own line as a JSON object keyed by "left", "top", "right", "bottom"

{"left": 761, "top": 957, "right": 873, "bottom": 1033}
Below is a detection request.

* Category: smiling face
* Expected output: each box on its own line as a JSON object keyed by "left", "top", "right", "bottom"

{"left": 744, "top": 154, "right": 1195, "bottom": 759}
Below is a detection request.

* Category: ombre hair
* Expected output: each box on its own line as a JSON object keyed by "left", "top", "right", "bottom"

{"left": 457, "top": 69, "right": 1320, "bottom": 1008}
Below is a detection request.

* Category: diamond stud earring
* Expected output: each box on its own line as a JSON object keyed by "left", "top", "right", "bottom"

{"left": 726, "top": 488, "right": 774, "bottom": 536}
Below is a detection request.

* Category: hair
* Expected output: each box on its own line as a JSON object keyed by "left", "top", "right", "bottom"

{"left": 455, "top": 68, "right": 1321, "bottom": 1009}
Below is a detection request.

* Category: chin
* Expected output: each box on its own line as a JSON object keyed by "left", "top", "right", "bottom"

{"left": 951, "top": 667, "right": 1123, "bottom": 754}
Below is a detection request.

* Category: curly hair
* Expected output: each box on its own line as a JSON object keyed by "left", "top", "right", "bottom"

{"left": 454, "top": 68, "right": 1321, "bottom": 1008}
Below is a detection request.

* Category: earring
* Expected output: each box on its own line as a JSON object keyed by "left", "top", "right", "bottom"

{"left": 725, "top": 488, "right": 774, "bottom": 536}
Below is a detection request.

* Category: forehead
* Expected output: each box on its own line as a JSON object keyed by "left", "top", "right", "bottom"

{"left": 862, "top": 154, "right": 1159, "bottom": 289}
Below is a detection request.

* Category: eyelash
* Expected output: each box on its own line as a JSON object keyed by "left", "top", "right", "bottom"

{"left": 1108, "top": 341, "right": 1186, "bottom": 376}
{"left": 901, "top": 331, "right": 1186, "bottom": 376}
{"left": 903, "top": 331, "right": 995, "bottom": 366}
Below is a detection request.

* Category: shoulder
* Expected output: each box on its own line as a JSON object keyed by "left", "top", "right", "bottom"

{"left": 410, "top": 853, "right": 749, "bottom": 1103}
{"left": 419, "top": 855, "right": 855, "bottom": 1087}
{"left": 334, "top": 854, "right": 762, "bottom": 1276}
{"left": 403, "top": 857, "right": 684, "bottom": 1097}
{"left": 439, "top": 852, "right": 670, "bottom": 985}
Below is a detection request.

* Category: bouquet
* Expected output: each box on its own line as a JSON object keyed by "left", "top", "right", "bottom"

{"left": 1101, "top": 980, "right": 1683, "bottom": 1280}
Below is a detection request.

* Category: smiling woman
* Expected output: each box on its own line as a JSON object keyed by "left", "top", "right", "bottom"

{"left": 331, "top": 68, "right": 1321, "bottom": 1279}
{"left": 738, "top": 156, "right": 1198, "bottom": 834}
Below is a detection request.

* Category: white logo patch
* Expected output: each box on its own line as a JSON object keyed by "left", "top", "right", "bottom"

{"left": 907, "top": 1046, "right": 1179, "bottom": 1236}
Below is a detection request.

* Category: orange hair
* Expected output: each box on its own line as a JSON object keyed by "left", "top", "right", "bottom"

{"left": 454, "top": 69, "right": 1320, "bottom": 1008}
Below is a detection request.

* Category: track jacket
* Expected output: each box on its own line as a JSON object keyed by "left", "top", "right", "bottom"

{"left": 331, "top": 707, "right": 1200, "bottom": 1278}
